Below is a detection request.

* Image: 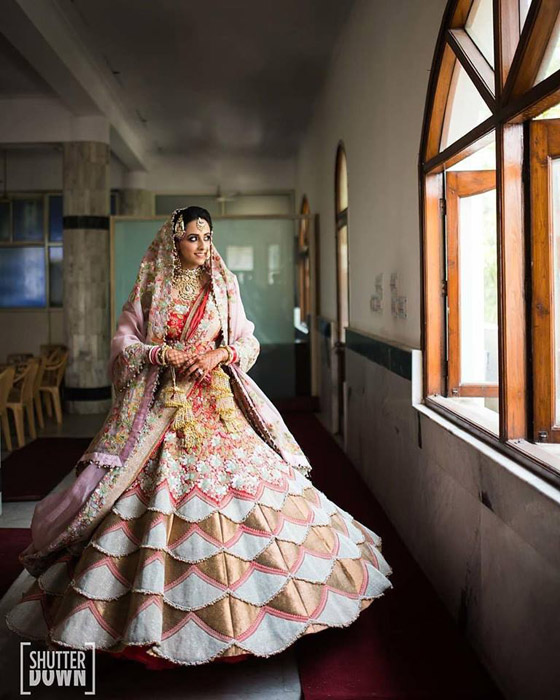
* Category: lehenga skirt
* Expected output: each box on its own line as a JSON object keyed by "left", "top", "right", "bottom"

{"left": 5, "top": 380, "right": 394, "bottom": 668}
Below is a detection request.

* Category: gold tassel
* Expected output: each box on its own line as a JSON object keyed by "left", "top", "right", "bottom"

{"left": 211, "top": 366, "right": 245, "bottom": 433}
{"left": 164, "top": 370, "right": 202, "bottom": 449}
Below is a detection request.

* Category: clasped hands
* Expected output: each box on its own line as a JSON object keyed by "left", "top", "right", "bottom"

{"left": 166, "top": 346, "right": 229, "bottom": 381}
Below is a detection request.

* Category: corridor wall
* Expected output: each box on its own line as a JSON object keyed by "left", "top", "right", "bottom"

{"left": 295, "top": 0, "right": 560, "bottom": 697}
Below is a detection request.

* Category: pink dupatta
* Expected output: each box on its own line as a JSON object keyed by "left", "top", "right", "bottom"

{"left": 19, "top": 212, "right": 311, "bottom": 577}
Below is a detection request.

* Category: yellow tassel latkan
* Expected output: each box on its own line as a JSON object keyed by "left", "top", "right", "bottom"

{"left": 163, "top": 370, "right": 203, "bottom": 450}
{"left": 211, "top": 366, "right": 245, "bottom": 434}
{"left": 163, "top": 366, "right": 244, "bottom": 450}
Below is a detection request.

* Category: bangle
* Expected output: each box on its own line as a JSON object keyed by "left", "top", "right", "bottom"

{"left": 148, "top": 345, "right": 160, "bottom": 365}
{"left": 161, "top": 344, "right": 170, "bottom": 366}
{"left": 150, "top": 343, "right": 169, "bottom": 367}
{"left": 219, "top": 345, "right": 233, "bottom": 366}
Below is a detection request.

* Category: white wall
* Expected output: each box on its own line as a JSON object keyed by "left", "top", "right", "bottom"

{"left": 297, "top": 0, "right": 560, "bottom": 698}
{"left": 4, "top": 148, "right": 125, "bottom": 191}
{"left": 345, "top": 352, "right": 560, "bottom": 700}
{"left": 296, "top": 0, "right": 446, "bottom": 348}
{"left": 146, "top": 153, "right": 295, "bottom": 194}
{"left": 0, "top": 310, "right": 63, "bottom": 362}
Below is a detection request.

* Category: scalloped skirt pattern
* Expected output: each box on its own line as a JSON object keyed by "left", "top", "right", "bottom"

{"left": 6, "top": 442, "right": 393, "bottom": 667}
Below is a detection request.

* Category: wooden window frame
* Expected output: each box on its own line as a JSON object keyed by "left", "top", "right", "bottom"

{"left": 420, "top": 0, "right": 560, "bottom": 481}
{"left": 530, "top": 118, "right": 560, "bottom": 441}
{"left": 446, "top": 169, "right": 499, "bottom": 398}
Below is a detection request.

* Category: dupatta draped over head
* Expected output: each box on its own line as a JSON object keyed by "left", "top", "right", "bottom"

{"left": 21, "top": 210, "right": 311, "bottom": 577}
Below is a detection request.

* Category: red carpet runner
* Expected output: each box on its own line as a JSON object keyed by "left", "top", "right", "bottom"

{"left": 0, "top": 528, "right": 32, "bottom": 598}
{"left": 284, "top": 412, "right": 503, "bottom": 700}
{"left": 2, "top": 438, "right": 91, "bottom": 501}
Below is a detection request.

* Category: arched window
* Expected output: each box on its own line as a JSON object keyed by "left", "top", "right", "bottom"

{"left": 335, "top": 142, "right": 349, "bottom": 340}
{"left": 334, "top": 141, "right": 349, "bottom": 439}
{"left": 421, "top": 0, "right": 560, "bottom": 475}
{"left": 297, "top": 195, "right": 311, "bottom": 326}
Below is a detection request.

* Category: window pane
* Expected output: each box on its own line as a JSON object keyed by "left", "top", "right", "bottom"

{"left": 49, "top": 195, "right": 63, "bottom": 242}
{"left": 465, "top": 0, "right": 494, "bottom": 67}
{"left": 534, "top": 102, "right": 560, "bottom": 120}
{"left": 551, "top": 158, "right": 560, "bottom": 424}
{"left": 519, "top": 0, "right": 533, "bottom": 32}
{"left": 49, "top": 246, "right": 63, "bottom": 307}
{"left": 336, "top": 149, "right": 348, "bottom": 212}
{"left": 337, "top": 224, "right": 349, "bottom": 332}
{"left": 535, "top": 11, "right": 560, "bottom": 84}
{"left": 448, "top": 139, "right": 495, "bottom": 171}
{"left": 0, "top": 200, "right": 10, "bottom": 242}
{"left": 13, "top": 198, "right": 44, "bottom": 242}
{"left": 440, "top": 61, "right": 492, "bottom": 150}
{"left": 0, "top": 247, "right": 46, "bottom": 307}
{"left": 459, "top": 188, "right": 498, "bottom": 386}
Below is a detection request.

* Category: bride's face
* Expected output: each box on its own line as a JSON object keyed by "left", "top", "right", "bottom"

{"left": 176, "top": 219, "right": 212, "bottom": 269}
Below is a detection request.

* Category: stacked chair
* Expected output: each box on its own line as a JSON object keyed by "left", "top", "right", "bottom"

{"left": 0, "top": 365, "right": 16, "bottom": 451}
{"left": 0, "top": 345, "right": 68, "bottom": 450}
{"left": 6, "top": 360, "right": 39, "bottom": 449}
{"left": 39, "top": 347, "right": 68, "bottom": 425}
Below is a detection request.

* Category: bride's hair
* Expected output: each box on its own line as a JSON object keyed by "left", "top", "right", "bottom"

{"left": 173, "top": 205, "right": 213, "bottom": 234}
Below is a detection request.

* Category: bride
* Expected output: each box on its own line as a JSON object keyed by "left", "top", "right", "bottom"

{"left": 5, "top": 206, "right": 393, "bottom": 668}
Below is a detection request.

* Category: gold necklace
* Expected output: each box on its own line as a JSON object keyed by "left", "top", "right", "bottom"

{"left": 173, "top": 265, "right": 205, "bottom": 303}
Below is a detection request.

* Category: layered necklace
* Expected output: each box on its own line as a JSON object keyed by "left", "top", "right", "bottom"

{"left": 173, "top": 264, "right": 206, "bottom": 304}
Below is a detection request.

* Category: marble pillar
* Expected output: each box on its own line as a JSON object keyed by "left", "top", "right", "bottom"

{"left": 120, "top": 188, "right": 154, "bottom": 216}
{"left": 62, "top": 141, "right": 111, "bottom": 414}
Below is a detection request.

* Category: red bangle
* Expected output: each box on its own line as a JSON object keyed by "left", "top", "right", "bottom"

{"left": 149, "top": 346, "right": 159, "bottom": 365}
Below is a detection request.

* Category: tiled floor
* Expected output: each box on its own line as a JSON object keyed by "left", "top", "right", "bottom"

{"left": 0, "top": 413, "right": 302, "bottom": 699}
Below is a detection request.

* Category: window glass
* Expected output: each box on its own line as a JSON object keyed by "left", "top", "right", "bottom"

{"left": 535, "top": 12, "right": 560, "bottom": 84}
{"left": 0, "top": 247, "right": 46, "bottom": 307}
{"left": 49, "top": 195, "right": 63, "bottom": 242}
{"left": 49, "top": 246, "right": 63, "bottom": 307}
{"left": 448, "top": 139, "right": 495, "bottom": 171}
{"left": 441, "top": 61, "right": 492, "bottom": 150}
{"left": 519, "top": 0, "right": 533, "bottom": 32}
{"left": 458, "top": 188, "right": 499, "bottom": 389}
{"left": 13, "top": 198, "right": 44, "bottom": 242}
{"left": 336, "top": 148, "right": 348, "bottom": 212}
{"left": 0, "top": 200, "right": 10, "bottom": 242}
{"left": 550, "top": 157, "right": 560, "bottom": 424}
{"left": 465, "top": 0, "right": 494, "bottom": 67}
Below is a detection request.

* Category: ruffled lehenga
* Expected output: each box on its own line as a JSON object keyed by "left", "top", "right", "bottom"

{"left": 5, "top": 290, "right": 393, "bottom": 669}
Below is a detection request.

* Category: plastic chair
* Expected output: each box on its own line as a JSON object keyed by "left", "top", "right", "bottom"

{"left": 40, "top": 344, "right": 67, "bottom": 362}
{"left": 0, "top": 365, "right": 16, "bottom": 452}
{"left": 7, "top": 353, "right": 34, "bottom": 365}
{"left": 30, "top": 355, "right": 47, "bottom": 429}
{"left": 7, "top": 361, "right": 39, "bottom": 448}
{"left": 40, "top": 351, "right": 68, "bottom": 425}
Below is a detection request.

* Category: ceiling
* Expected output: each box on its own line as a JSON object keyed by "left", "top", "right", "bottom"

{"left": 5, "top": 0, "right": 355, "bottom": 160}
{"left": 0, "top": 32, "right": 54, "bottom": 98}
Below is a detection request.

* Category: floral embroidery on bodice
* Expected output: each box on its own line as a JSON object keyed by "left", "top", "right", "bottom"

{"left": 135, "top": 289, "right": 290, "bottom": 503}
{"left": 165, "top": 301, "right": 192, "bottom": 341}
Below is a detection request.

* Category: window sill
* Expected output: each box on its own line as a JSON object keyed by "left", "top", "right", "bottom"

{"left": 427, "top": 395, "right": 499, "bottom": 435}
{"left": 418, "top": 395, "right": 560, "bottom": 488}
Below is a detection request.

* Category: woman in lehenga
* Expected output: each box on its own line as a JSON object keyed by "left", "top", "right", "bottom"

{"left": 5, "top": 206, "right": 393, "bottom": 669}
